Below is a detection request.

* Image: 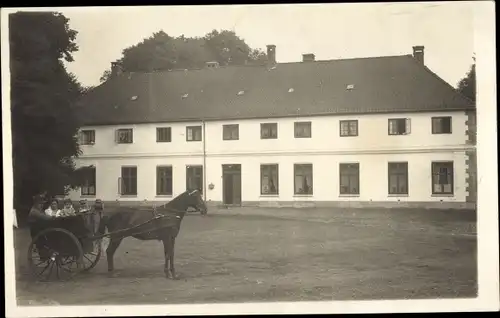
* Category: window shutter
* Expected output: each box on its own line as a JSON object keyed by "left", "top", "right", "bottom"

{"left": 405, "top": 118, "right": 411, "bottom": 134}
{"left": 115, "top": 129, "right": 119, "bottom": 143}
{"left": 388, "top": 120, "right": 394, "bottom": 134}
{"left": 78, "top": 131, "right": 83, "bottom": 144}
{"left": 117, "top": 177, "right": 122, "bottom": 195}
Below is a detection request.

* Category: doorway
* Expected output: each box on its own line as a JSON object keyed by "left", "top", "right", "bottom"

{"left": 222, "top": 164, "right": 242, "bottom": 206}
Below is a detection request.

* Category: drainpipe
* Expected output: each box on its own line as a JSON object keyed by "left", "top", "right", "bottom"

{"left": 202, "top": 119, "right": 207, "bottom": 202}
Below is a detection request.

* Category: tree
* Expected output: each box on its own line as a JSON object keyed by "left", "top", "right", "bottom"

{"left": 99, "top": 29, "right": 268, "bottom": 82}
{"left": 457, "top": 55, "right": 476, "bottom": 102}
{"left": 9, "top": 11, "right": 85, "bottom": 223}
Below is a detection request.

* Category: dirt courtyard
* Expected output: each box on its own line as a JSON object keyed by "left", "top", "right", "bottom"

{"left": 13, "top": 207, "right": 477, "bottom": 305}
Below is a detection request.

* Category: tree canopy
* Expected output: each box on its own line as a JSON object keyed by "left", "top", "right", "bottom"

{"left": 9, "top": 11, "right": 87, "bottom": 221}
{"left": 457, "top": 56, "right": 476, "bottom": 102}
{"left": 100, "top": 29, "right": 267, "bottom": 82}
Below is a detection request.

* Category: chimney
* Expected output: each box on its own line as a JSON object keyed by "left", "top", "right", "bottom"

{"left": 412, "top": 46, "right": 424, "bottom": 64}
{"left": 302, "top": 53, "right": 315, "bottom": 62}
{"left": 267, "top": 44, "right": 276, "bottom": 65}
{"left": 110, "top": 62, "right": 123, "bottom": 78}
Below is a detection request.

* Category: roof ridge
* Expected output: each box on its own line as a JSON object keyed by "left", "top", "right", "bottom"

{"left": 102, "top": 54, "right": 412, "bottom": 78}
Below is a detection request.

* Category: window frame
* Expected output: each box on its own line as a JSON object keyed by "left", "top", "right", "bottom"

{"left": 388, "top": 162, "right": 409, "bottom": 195}
{"left": 120, "top": 166, "right": 137, "bottom": 196}
{"left": 431, "top": 161, "right": 454, "bottom": 195}
{"left": 222, "top": 124, "right": 239, "bottom": 141}
{"left": 339, "top": 120, "right": 358, "bottom": 137}
{"left": 339, "top": 163, "right": 360, "bottom": 195}
{"left": 260, "top": 123, "right": 278, "bottom": 139}
{"left": 293, "top": 163, "right": 313, "bottom": 195}
{"left": 156, "top": 165, "right": 173, "bottom": 196}
{"left": 260, "top": 164, "right": 279, "bottom": 195}
{"left": 186, "top": 165, "right": 203, "bottom": 194}
{"left": 80, "top": 166, "right": 96, "bottom": 196}
{"left": 294, "top": 121, "right": 312, "bottom": 138}
{"left": 186, "top": 126, "right": 202, "bottom": 142}
{"left": 431, "top": 116, "right": 452, "bottom": 134}
{"left": 79, "top": 130, "right": 96, "bottom": 145}
{"left": 388, "top": 118, "right": 411, "bottom": 135}
{"left": 156, "top": 127, "right": 172, "bottom": 143}
{"left": 116, "top": 128, "right": 133, "bottom": 144}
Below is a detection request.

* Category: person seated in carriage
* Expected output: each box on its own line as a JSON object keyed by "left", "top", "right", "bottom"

{"left": 59, "top": 198, "right": 77, "bottom": 217}
{"left": 44, "top": 199, "right": 62, "bottom": 217}
{"left": 27, "top": 194, "right": 51, "bottom": 222}
{"left": 78, "top": 199, "right": 91, "bottom": 213}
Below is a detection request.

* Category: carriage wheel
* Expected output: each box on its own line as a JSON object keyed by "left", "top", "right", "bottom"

{"left": 27, "top": 228, "right": 84, "bottom": 282}
{"left": 81, "top": 239, "right": 102, "bottom": 272}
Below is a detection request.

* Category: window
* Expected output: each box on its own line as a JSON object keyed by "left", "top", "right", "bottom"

{"left": 157, "top": 127, "right": 172, "bottom": 142}
{"left": 186, "top": 126, "right": 202, "bottom": 141}
{"left": 156, "top": 166, "right": 173, "bottom": 195}
{"left": 80, "top": 166, "right": 96, "bottom": 196}
{"left": 432, "top": 117, "right": 452, "bottom": 134}
{"left": 388, "top": 162, "right": 408, "bottom": 195}
{"left": 339, "top": 163, "right": 360, "bottom": 195}
{"left": 116, "top": 128, "right": 133, "bottom": 144}
{"left": 223, "top": 124, "right": 239, "bottom": 140}
{"left": 120, "top": 166, "right": 137, "bottom": 195}
{"left": 340, "top": 120, "right": 358, "bottom": 137}
{"left": 432, "top": 162, "right": 454, "bottom": 195}
{"left": 294, "top": 122, "right": 312, "bottom": 138}
{"left": 294, "top": 164, "right": 313, "bottom": 195}
{"left": 388, "top": 118, "right": 411, "bottom": 135}
{"left": 79, "top": 130, "right": 95, "bottom": 145}
{"left": 186, "top": 165, "right": 203, "bottom": 194}
{"left": 261, "top": 123, "right": 278, "bottom": 139}
{"left": 261, "top": 164, "right": 279, "bottom": 195}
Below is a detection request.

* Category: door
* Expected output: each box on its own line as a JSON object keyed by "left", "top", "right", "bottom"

{"left": 222, "top": 164, "right": 242, "bottom": 206}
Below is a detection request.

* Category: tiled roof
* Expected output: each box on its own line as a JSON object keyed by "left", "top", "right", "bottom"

{"left": 75, "top": 54, "right": 475, "bottom": 126}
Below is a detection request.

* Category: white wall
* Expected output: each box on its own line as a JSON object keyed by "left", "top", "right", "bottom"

{"left": 70, "top": 111, "right": 471, "bottom": 204}
{"left": 79, "top": 111, "right": 468, "bottom": 158}
{"left": 80, "top": 121, "right": 204, "bottom": 157}
{"left": 205, "top": 152, "right": 467, "bottom": 203}
{"left": 204, "top": 111, "right": 468, "bottom": 155}
{"left": 69, "top": 151, "right": 467, "bottom": 203}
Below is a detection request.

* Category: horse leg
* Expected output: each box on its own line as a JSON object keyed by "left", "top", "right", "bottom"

{"left": 106, "top": 237, "right": 123, "bottom": 272}
{"left": 169, "top": 238, "right": 178, "bottom": 280}
{"left": 162, "top": 238, "right": 172, "bottom": 279}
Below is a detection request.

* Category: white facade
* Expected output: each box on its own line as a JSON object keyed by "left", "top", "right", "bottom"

{"left": 69, "top": 111, "right": 473, "bottom": 207}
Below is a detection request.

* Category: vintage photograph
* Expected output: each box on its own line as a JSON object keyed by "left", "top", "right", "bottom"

{"left": 2, "top": 2, "right": 498, "bottom": 316}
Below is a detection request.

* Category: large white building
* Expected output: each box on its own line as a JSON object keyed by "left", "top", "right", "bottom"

{"left": 70, "top": 45, "right": 476, "bottom": 209}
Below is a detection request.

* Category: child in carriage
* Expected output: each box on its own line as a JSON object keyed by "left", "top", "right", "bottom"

{"left": 78, "top": 199, "right": 91, "bottom": 213}
{"left": 60, "top": 198, "right": 77, "bottom": 217}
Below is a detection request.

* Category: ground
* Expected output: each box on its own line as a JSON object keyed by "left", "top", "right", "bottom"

{"left": 13, "top": 207, "right": 477, "bottom": 305}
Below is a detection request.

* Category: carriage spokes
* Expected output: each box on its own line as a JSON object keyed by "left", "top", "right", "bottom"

{"left": 28, "top": 228, "right": 83, "bottom": 282}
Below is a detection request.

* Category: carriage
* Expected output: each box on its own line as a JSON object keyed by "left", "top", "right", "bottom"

{"left": 27, "top": 191, "right": 207, "bottom": 282}
{"left": 27, "top": 201, "right": 105, "bottom": 281}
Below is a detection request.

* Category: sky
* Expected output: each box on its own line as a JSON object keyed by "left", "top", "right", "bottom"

{"left": 32, "top": 2, "right": 475, "bottom": 88}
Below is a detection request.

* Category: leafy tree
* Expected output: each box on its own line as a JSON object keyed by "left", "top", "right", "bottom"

{"left": 9, "top": 11, "right": 86, "bottom": 223}
{"left": 457, "top": 55, "right": 476, "bottom": 102}
{"left": 100, "top": 29, "right": 268, "bottom": 82}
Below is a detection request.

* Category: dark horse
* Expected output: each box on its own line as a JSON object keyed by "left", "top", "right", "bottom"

{"left": 97, "top": 190, "right": 207, "bottom": 279}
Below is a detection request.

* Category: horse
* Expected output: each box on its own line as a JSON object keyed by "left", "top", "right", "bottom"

{"left": 97, "top": 190, "right": 207, "bottom": 279}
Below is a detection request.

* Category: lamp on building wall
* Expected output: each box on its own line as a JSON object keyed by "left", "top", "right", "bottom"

{"left": 208, "top": 183, "right": 215, "bottom": 190}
